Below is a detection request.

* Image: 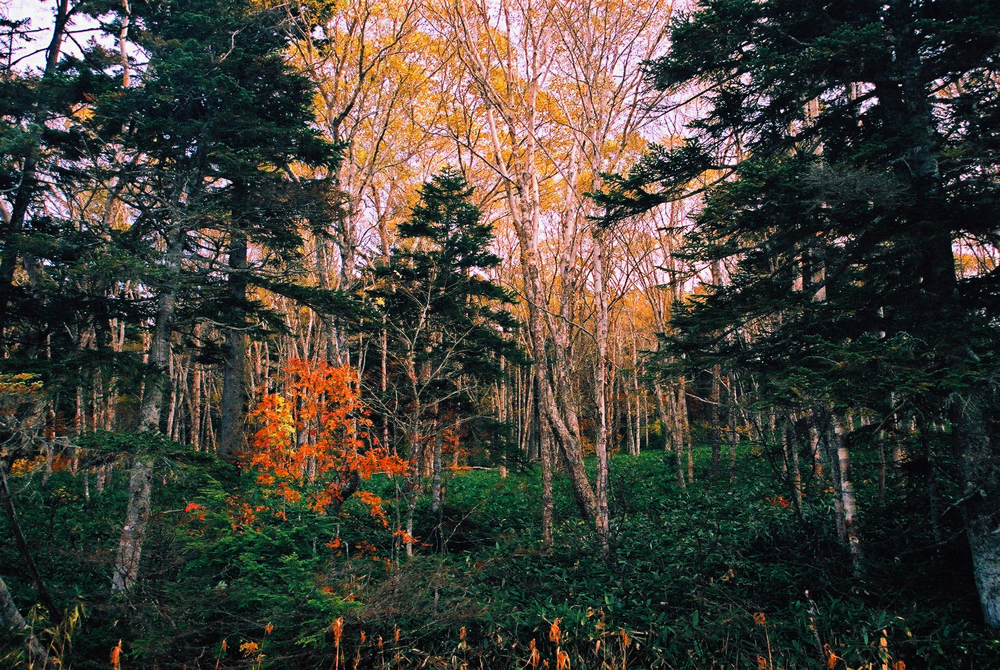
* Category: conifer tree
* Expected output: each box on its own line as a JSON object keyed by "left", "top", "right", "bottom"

{"left": 601, "top": 0, "right": 1000, "bottom": 624}
{"left": 0, "top": 1, "right": 128, "bottom": 388}
{"left": 368, "top": 168, "right": 522, "bottom": 551}
{"left": 91, "top": 0, "right": 338, "bottom": 593}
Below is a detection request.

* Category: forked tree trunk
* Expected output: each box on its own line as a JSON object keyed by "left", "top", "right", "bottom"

{"left": 476, "top": 66, "right": 597, "bottom": 521}
{"left": 523, "top": 259, "right": 597, "bottom": 520}
{"left": 655, "top": 380, "right": 686, "bottom": 488}
{"left": 659, "top": 381, "right": 687, "bottom": 488}
{"left": 785, "top": 415, "right": 803, "bottom": 508}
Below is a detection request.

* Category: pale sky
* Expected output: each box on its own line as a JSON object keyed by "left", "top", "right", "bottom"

{"left": 4, "top": 0, "right": 105, "bottom": 72}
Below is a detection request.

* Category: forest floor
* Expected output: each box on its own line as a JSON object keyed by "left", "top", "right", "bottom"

{"left": 2, "top": 445, "right": 997, "bottom": 668}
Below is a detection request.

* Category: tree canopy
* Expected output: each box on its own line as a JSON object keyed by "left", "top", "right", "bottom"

{"left": 2, "top": 0, "right": 1000, "bottom": 666}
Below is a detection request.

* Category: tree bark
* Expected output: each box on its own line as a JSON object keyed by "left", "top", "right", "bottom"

{"left": 727, "top": 374, "right": 739, "bottom": 482}
{"left": 219, "top": 232, "right": 249, "bottom": 458}
{"left": 817, "top": 408, "right": 847, "bottom": 542}
{"left": 678, "top": 378, "right": 693, "bottom": 483}
{"left": 0, "top": 575, "right": 56, "bottom": 669}
{"left": 593, "top": 227, "right": 611, "bottom": 553}
{"left": 656, "top": 380, "right": 686, "bottom": 488}
{"left": 111, "top": 224, "right": 183, "bottom": 594}
{"left": 920, "top": 417, "right": 943, "bottom": 546}
{"left": 541, "top": 414, "right": 554, "bottom": 548}
{"left": 785, "top": 415, "right": 803, "bottom": 509}
{"left": 832, "top": 413, "right": 863, "bottom": 571}
{"left": 189, "top": 359, "right": 202, "bottom": 451}
{"left": 709, "top": 364, "right": 722, "bottom": 479}
{"left": 110, "top": 457, "right": 153, "bottom": 594}
{"left": 952, "top": 391, "right": 1000, "bottom": 629}
{"left": 463, "top": 24, "right": 597, "bottom": 520}
{"left": 431, "top": 410, "right": 444, "bottom": 553}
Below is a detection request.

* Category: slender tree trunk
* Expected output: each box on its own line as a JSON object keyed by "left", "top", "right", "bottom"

{"left": 643, "top": 390, "right": 650, "bottom": 455}
{"left": 673, "top": 387, "right": 686, "bottom": 487}
{"left": 405, "top": 492, "right": 418, "bottom": 559}
{"left": 43, "top": 415, "right": 53, "bottom": 485}
{"left": 381, "top": 327, "right": 390, "bottom": 454}
{"left": 431, "top": 409, "right": 444, "bottom": 553}
{"left": 728, "top": 375, "right": 739, "bottom": 482}
{"left": 657, "top": 381, "right": 686, "bottom": 488}
{"left": 530, "top": 299, "right": 597, "bottom": 520}
{"left": 593, "top": 228, "right": 611, "bottom": 553}
{"left": 74, "top": 384, "right": 84, "bottom": 439}
{"left": 678, "top": 379, "right": 693, "bottom": 483}
{"left": 219, "top": 232, "right": 249, "bottom": 457}
{"left": 654, "top": 382, "right": 670, "bottom": 453}
{"left": 921, "top": 417, "right": 943, "bottom": 546}
{"left": 479, "top": 84, "right": 597, "bottom": 521}
{"left": 832, "top": 413, "right": 863, "bottom": 571}
{"left": 541, "top": 415, "right": 553, "bottom": 549}
{"left": 818, "top": 408, "right": 847, "bottom": 542}
{"left": 189, "top": 360, "right": 201, "bottom": 451}
{"left": 809, "top": 417, "right": 823, "bottom": 484}
{"left": 110, "top": 458, "right": 153, "bottom": 594}
{"left": 404, "top": 389, "right": 423, "bottom": 558}
{"left": 165, "top": 351, "right": 178, "bottom": 439}
{"left": 784, "top": 415, "right": 803, "bottom": 509}
{"left": 709, "top": 365, "right": 722, "bottom": 479}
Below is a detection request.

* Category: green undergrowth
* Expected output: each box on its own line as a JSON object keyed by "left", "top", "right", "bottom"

{"left": 1, "top": 445, "right": 997, "bottom": 668}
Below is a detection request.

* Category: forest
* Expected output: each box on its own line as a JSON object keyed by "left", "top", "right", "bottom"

{"left": 1, "top": 0, "right": 999, "bottom": 667}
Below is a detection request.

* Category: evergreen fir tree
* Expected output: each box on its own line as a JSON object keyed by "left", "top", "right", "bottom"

{"left": 371, "top": 168, "right": 521, "bottom": 436}
{"left": 368, "top": 168, "right": 523, "bottom": 550}
{"left": 88, "top": 0, "right": 339, "bottom": 592}
{"left": 600, "top": 0, "right": 1000, "bottom": 625}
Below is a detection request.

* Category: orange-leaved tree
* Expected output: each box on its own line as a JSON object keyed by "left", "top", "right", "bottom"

{"left": 247, "top": 359, "right": 406, "bottom": 515}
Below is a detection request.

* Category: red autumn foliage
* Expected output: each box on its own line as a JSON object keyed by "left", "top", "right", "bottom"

{"left": 246, "top": 359, "right": 406, "bottom": 516}
{"left": 765, "top": 495, "right": 790, "bottom": 509}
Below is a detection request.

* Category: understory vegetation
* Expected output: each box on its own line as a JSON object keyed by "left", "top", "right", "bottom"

{"left": 2, "top": 445, "right": 995, "bottom": 669}
{"left": 3, "top": 0, "right": 1000, "bottom": 666}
